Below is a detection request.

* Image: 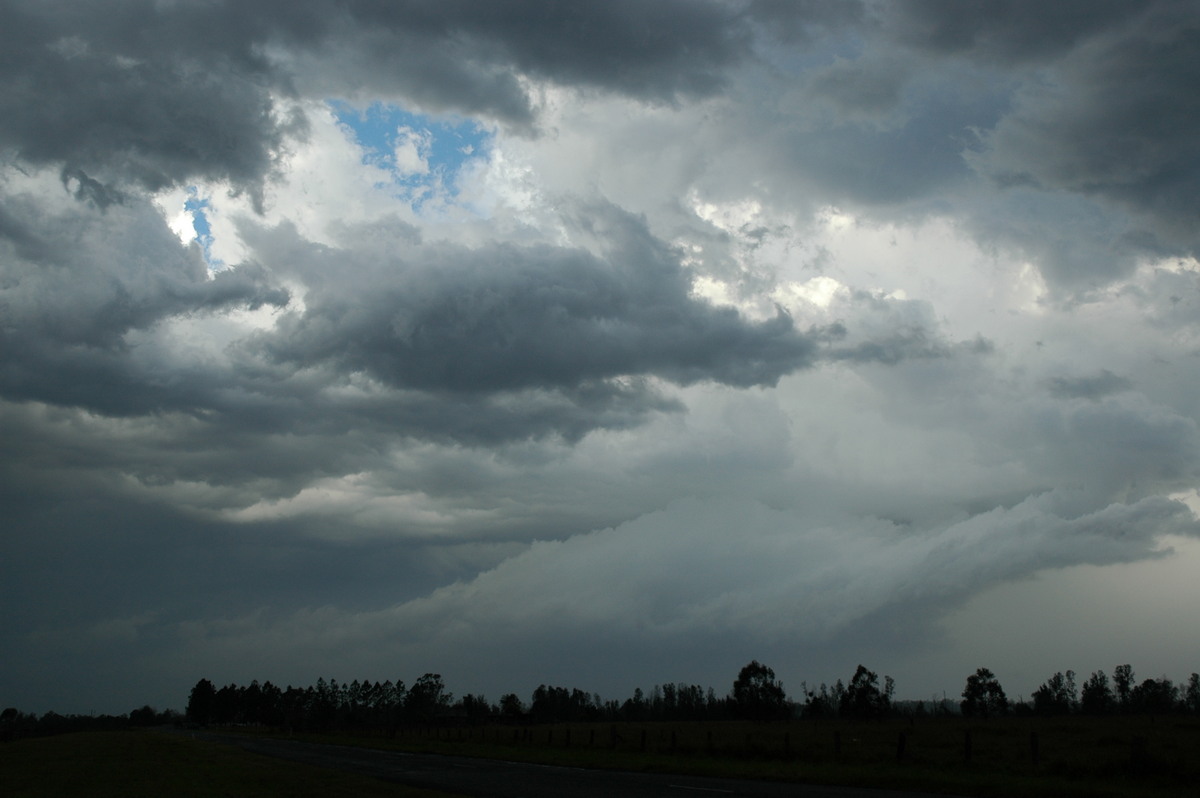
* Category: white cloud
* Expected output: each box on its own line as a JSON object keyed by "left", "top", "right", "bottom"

{"left": 392, "top": 125, "right": 431, "bottom": 175}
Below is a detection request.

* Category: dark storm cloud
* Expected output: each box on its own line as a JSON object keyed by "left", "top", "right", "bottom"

{"left": 250, "top": 204, "right": 820, "bottom": 397}
{"left": 740, "top": 0, "right": 1200, "bottom": 284}
{"left": 0, "top": 192, "right": 691, "bottom": 451}
{"left": 746, "top": 0, "right": 866, "bottom": 40}
{"left": 6, "top": 0, "right": 1200, "bottom": 718}
{"left": 1046, "top": 370, "right": 1134, "bottom": 401}
{"left": 0, "top": 182, "right": 288, "bottom": 413}
{"left": 975, "top": 2, "right": 1200, "bottom": 250}
{"left": 0, "top": 1, "right": 302, "bottom": 195}
{"left": 881, "top": 0, "right": 1145, "bottom": 63}
{"left": 353, "top": 0, "right": 750, "bottom": 100}
{"left": 275, "top": 0, "right": 755, "bottom": 127}
{"left": 0, "top": 0, "right": 758, "bottom": 196}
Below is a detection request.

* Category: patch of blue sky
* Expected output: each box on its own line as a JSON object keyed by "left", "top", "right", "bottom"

{"left": 328, "top": 100, "right": 492, "bottom": 210}
{"left": 183, "top": 187, "right": 223, "bottom": 269}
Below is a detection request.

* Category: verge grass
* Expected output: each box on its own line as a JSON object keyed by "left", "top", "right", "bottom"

{"left": 0, "top": 729, "right": 458, "bottom": 798}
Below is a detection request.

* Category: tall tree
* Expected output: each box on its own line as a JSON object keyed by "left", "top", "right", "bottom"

{"left": 1184, "top": 673, "right": 1200, "bottom": 715}
{"left": 1080, "top": 671, "right": 1114, "bottom": 715}
{"left": 731, "top": 661, "right": 789, "bottom": 721}
{"left": 186, "top": 678, "right": 216, "bottom": 726}
{"left": 499, "top": 693, "right": 524, "bottom": 719}
{"left": 1032, "top": 671, "right": 1077, "bottom": 716}
{"left": 840, "top": 665, "right": 892, "bottom": 719}
{"left": 1113, "top": 664, "right": 1135, "bottom": 711}
{"left": 1130, "top": 677, "right": 1177, "bottom": 715}
{"left": 960, "top": 668, "right": 1008, "bottom": 718}
{"left": 406, "top": 673, "right": 451, "bottom": 723}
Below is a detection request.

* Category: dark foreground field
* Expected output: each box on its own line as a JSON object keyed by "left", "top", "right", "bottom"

{"left": 0, "top": 729, "right": 456, "bottom": 798}
{"left": 253, "top": 715, "right": 1200, "bottom": 798}
{"left": 3, "top": 716, "right": 1198, "bottom": 798}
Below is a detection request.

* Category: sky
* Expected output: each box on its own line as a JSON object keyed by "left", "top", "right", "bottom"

{"left": 3, "top": 0, "right": 1200, "bottom": 715}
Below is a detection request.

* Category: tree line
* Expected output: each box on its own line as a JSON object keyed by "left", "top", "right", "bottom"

{"left": 0, "top": 705, "right": 179, "bottom": 741}
{"left": 181, "top": 661, "right": 1200, "bottom": 732}
{"left": 178, "top": 661, "right": 895, "bottom": 732}
{"left": 1022, "top": 665, "right": 1200, "bottom": 717}
{"left": 5, "top": 661, "right": 1198, "bottom": 743}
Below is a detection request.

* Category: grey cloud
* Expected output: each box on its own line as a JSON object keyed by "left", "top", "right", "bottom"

{"left": 154, "top": 492, "right": 1200, "bottom": 704}
{"left": 0, "top": 198, "right": 695, "bottom": 479}
{"left": 0, "top": 0, "right": 758, "bottom": 195}
{"left": 734, "top": 0, "right": 1197, "bottom": 287}
{"left": 1036, "top": 399, "right": 1200, "bottom": 508}
{"left": 804, "top": 55, "right": 912, "bottom": 120}
{"left": 0, "top": 1, "right": 301, "bottom": 194}
{"left": 746, "top": 0, "right": 866, "bottom": 41}
{"left": 1046, "top": 370, "right": 1134, "bottom": 401}
{"left": 958, "top": 187, "right": 1147, "bottom": 288}
{"left": 7, "top": 0, "right": 1200, "bottom": 718}
{"left": 250, "top": 206, "right": 819, "bottom": 396}
{"left": 817, "top": 290, "right": 983, "bottom": 366}
{"left": 881, "top": 0, "right": 1145, "bottom": 63}
{"left": 0, "top": 455, "right": 467, "bottom": 712}
{"left": 391, "top": 0, "right": 750, "bottom": 101}
{"left": 0, "top": 175, "right": 290, "bottom": 421}
{"left": 969, "top": 2, "right": 1200, "bottom": 254}
{"left": 759, "top": 64, "right": 1008, "bottom": 209}
{"left": 0, "top": 176, "right": 285, "bottom": 336}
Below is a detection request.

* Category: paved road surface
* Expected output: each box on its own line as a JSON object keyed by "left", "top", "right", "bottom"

{"left": 189, "top": 731, "right": 961, "bottom": 798}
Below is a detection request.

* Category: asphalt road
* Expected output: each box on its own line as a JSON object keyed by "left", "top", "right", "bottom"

{"left": 189, "top": 731, "right": 961, "bottom": 798}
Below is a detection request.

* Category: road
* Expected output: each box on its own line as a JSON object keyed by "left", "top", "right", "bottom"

{"left": 189, "top": 731, "right": 961, "bottom": 798}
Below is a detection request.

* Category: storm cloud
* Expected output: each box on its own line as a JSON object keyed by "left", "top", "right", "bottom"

{"left": 3, "top": 1, "right": 1200, "bottom": 715}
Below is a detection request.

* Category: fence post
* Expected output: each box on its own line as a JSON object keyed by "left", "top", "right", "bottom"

{"left": 896, "top": 730, "right": 906, "bottom": 761}
{"left": 833, "top": 730, "right": 841, "bottom": 761}
{"left": 1029, "top": 731, "right": 1039, "bottom": 768}
{"left": 963, "top": 729, "right": 972, "bottom": 763}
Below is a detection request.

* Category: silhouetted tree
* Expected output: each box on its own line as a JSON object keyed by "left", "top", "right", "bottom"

{"left": 129, "top": 705, "right": 158, "bottom": 727}
{"left": 406, "top": 673, "right": 451, "bottom": 723}
{"left": 186, "top": 678, "right": 216, "bottom": 726}
{"left": 1185, "top": 673, "right": 1200, "bottom": 715}
{"left": 960, "top": 668, "right": 1008, "bottom": 718}
{"left": 1080, "top": 670, "right": 1114, "bottom": 715}
{"left": 1130, "top": 677, "right": 1177, "bottom": 715}
{"left": 731, "top": 661, "right": 789, "bottom": 721}
{"left": 621, "top": 687, "right": 649, "bottom": 721}
{"left": 1113, "top": 664, "right": 1135, "bottom": 711}
{"left": 309, "top": 678, "right": 337, "bottom": 730}
{"left": 1032, "top": 671, "right": 1076, "bottom": 715}
{"left": 457, "top": 693, "right": 493, "bottom": 723}
{"left": 499, "top": 693, "right": 524, "bottom": 719}
{"left": 802, "top": 682, "right": 838, "bottom": 718}
{"left": 531, "top": 685, "right": 568, "bottom": 722}
{"left": 840, "top": 665, "right": 892, "bottom": 719}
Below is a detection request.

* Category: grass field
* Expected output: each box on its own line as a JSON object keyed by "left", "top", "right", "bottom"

{"left": 0, "top": 730, "right": 459, "bottom": 798}
{"left": 4, "top": 717, "right": 1198, "bottom": 797}
{"left": 268, "top": 715, "right": 1200, "bottom": 798}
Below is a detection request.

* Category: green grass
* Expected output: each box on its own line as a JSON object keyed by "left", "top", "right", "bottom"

{"left": 0, "top": 730, "right": 460, "bottom": 798}
{"left": 254, "top": 716, "right": 1200, "bottom": 798}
